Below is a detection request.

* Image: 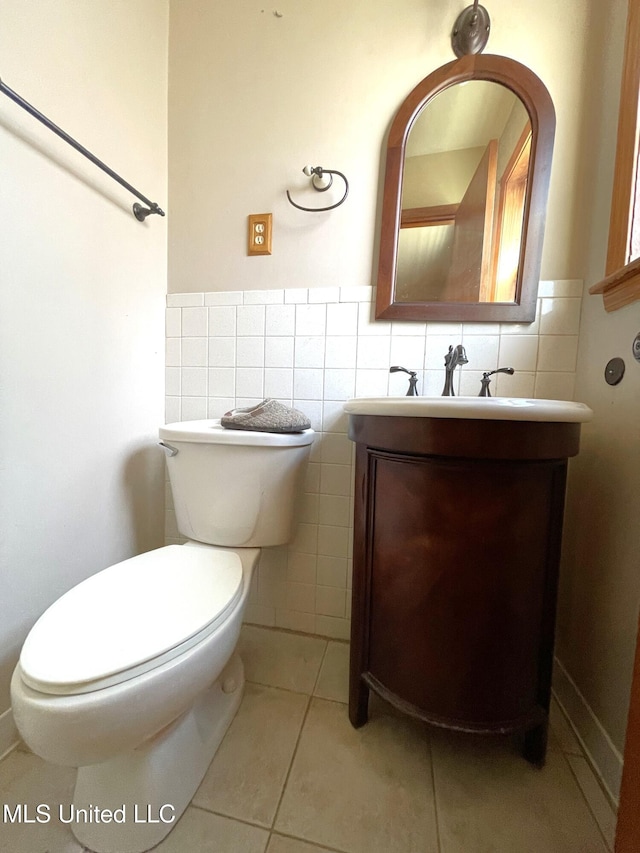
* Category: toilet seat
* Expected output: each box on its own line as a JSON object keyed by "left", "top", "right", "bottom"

{"left": 19, "top": 545, "right": 243, "bottom": 696}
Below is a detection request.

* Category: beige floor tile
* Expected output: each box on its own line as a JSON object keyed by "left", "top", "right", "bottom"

{"left": 0, "top": 629, "right": 611, "bottom": 853}
{"left": 239, "top": 625, "right": 327, "bottom": 693}
{"left": 566, "top": 755, "right": 616, "bottom": 851}
{"left": 275, "top": 697, "right": 438, "bottom": 853}
{"left": 267, "top": 833, "right": 343, "bottom": 853}
{"left": 0, "top": 747, "right": 83, "bottom": 853}
{"left": 193, "top": 683, "right": 308, "bottom": 828}
{"left": 154, "top": 806, "right": 269, "bottom": 852}
{"left": 431, "top": 730, "right": 609, "bottom": 852}
{"left": 313, "top": 641, "right": 349, "bottom": 703}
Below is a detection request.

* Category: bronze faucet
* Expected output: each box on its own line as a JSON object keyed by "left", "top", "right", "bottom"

{"left": 389, "top": 365, "right": 419, "bottom": 396}
{"left": 442, "top": 345, "right": 468, "bottom": 396}
{"left": 478, "top": 367, "right": 515, "bottom": 396}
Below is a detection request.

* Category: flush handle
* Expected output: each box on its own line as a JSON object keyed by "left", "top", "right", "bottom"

{"left": 158, "top": 441, "right": 179, "bottom": 457}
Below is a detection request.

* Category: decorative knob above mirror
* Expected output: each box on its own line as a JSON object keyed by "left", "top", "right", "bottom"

{"left": 374, "top": 53, "right": 555, "bottom": 323}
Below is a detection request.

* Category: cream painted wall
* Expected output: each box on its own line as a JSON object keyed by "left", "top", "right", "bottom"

{"left": 168, "top": 0, "right": 593, "bottom": 294}
{"left": 402, "top": 148, "right": 484, "bottom": 208}
{"left": 0, "top": 1, "right": 168, "bottom": 729}
{"left": 556, "top": 0, "right": 639, "bottom": 799}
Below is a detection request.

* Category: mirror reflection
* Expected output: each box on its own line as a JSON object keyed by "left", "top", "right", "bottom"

{"left": 375, "top": 54, "right": 555, "bottom": 323}
{"left": 396, "top": 81, "right": 531, "bottom": 304}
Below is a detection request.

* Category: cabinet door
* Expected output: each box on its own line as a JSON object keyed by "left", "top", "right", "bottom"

{"left": 365, "top": 451, "right": 566, "bottom": 728}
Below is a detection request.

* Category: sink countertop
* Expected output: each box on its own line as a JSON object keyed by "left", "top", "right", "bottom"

{"left": 343, "top": 396, "right": 594, "bottom": 423}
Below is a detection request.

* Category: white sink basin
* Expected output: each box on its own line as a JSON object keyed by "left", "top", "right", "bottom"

{"left": 343, "top": 396, "right": 593, "bottom": 423}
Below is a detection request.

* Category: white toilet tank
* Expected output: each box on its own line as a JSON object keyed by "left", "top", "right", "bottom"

{"left": 159, "top": 420, "right": 314, "bottom": 547}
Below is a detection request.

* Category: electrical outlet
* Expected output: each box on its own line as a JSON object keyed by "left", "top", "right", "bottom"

{"left": 248, "top": 213, "right": 272, "bottom": 255}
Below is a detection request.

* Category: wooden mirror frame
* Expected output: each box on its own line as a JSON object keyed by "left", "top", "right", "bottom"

{"left": 375, "top": 54, "right": 556, "bottom": 323}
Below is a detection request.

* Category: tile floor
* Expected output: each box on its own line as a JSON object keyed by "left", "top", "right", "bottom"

{"left": 0, "top": 626, "right": 617, "bottom": 853}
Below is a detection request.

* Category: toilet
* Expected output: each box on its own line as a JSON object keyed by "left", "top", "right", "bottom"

{"left": 11, "top": 419, "right": 314, "bottom": 853}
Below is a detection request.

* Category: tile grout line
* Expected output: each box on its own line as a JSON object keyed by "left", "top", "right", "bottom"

{"left": 309, "top": 640, "right": 331, "bottom": 696}
{"left": 269, "top": 828, "right": 350, "bottom": 853}
{"left": 268, "top": 640, "right": 330, "bottom": 839}
{"left": 188, "top": 647, "right": 352, "bottom": 853}
{"left": 190, "top": 802, "right": 269, "bottom": 832}
{"left": 244, "top": 676, "right": 325, "bottom": 698}
{"left": 186, "top": 634, "right": 332, "bottom": 845}
{"left": 243, "top": 621, "right": 350, "bottom": 646}
{"left": 428, "top": 733, "right": 443, "bottom": 853}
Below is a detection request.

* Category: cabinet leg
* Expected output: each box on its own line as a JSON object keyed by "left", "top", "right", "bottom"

{"left": 522, "top": 722, "right": 548, "bottom": 766}
{"left": 349, "top": 677, "right": 369, "bottom": 728}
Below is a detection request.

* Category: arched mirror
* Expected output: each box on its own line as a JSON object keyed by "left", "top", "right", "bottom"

{"left": 375, "top": 54, "right": 555, "bottom": 322}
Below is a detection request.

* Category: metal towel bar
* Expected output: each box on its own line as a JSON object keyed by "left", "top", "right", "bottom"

{"left": 0, "top": 76, "right": 165, "bottom": 222}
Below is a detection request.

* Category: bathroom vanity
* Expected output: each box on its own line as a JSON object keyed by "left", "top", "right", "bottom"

{"left": 344, "top": 397, "right": 592, "bottom": 764}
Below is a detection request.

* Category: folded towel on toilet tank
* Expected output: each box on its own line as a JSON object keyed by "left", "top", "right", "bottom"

{"left": 221, "top": 399, "right": 311, "bottom": 433}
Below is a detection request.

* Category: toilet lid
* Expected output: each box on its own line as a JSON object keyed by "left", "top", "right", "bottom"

{"left": 20, "top": 545, "right": 243, "bottom": 695}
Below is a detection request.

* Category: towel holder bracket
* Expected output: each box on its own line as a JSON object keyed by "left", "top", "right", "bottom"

{"left": 286, "top": 165, "right": 349, "bottom": 213}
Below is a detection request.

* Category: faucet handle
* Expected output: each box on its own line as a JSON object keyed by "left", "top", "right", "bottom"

{"left": 389, "top": 365, "right": 419, "bottom": 397}
{"left": 478, "top": 367, "right": 515, "bottom": 397}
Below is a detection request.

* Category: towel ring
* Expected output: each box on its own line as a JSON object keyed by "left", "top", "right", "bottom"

{"left": 286, "top": 166, "right": 349, "bottom": 212}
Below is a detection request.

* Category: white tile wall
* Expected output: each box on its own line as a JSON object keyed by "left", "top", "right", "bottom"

{"left": 165, "top": 281, "right": 584, "bottom": 640}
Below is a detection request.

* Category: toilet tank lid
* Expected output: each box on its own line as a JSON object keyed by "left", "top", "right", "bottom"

{"left": 160, "top": 419, "right": 314, "bottom": 446}
{"left": 20, "top": 545, "right": 243, "bottom": 693}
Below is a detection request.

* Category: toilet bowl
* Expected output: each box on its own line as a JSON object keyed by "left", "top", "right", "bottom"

{"left": 11, "top": 419, "right": 314, "bottom": 853}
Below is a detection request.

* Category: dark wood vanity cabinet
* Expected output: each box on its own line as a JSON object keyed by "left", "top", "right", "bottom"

{"left": 348, "top": 414, "right": 582, "bottom": 764}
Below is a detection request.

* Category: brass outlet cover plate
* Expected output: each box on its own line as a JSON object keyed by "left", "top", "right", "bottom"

{"left": 248, "top": 213, "right": 272, "bottom": 256}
